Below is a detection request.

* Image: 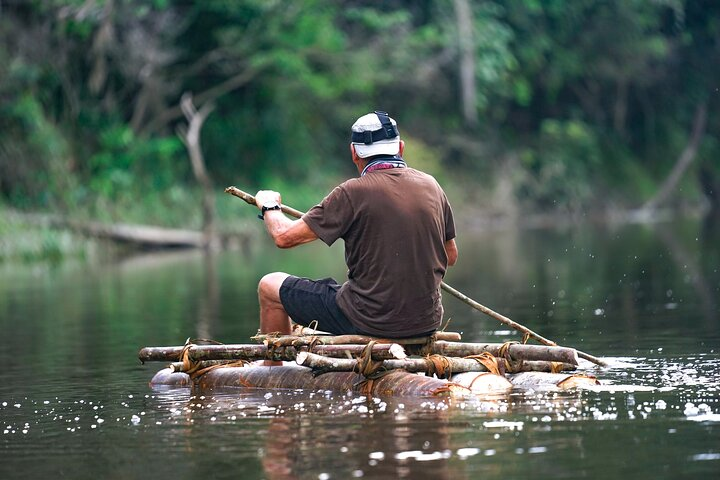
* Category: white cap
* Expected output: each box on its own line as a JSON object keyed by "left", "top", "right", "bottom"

{"left": 350, "top": 112, "right": 401, "bottom": 158}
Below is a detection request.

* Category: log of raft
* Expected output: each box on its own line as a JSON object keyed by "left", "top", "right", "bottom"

{"left": 141, "top": 333, "right": 598, "bottom": 398}
{"left": 294, "top": 352, "right": 573, "bottom": 376}
{"left": 139, "top": 343, "right": 407, "bottom": 363}
{"left": 151, "top": 365, "right": 474, "bottom": 397}
{"left": 296, "top": 351, "right": 496, "bottom": 376}
{"left": 450, "top": 372, "right": 513, "bottom": 394}
{"left": 150, "top": 364, "right": 597, "bottom": 396}
{"left": 139, "top": 341, "right": 577, "bottom": 366}
{"left": 412, "top": 341, "right": 579, "bottom": 366}
{"left": 507, "top": 372, "right": 600, "bottom": 390}
{"left": 288, "top": 324, "right": 465, "bottom": 342}
{"left": 251, "top": 331, "right": 462, "bottom": 346}
{"left": 167, "top": 357, "right": 575, "bottom": 375}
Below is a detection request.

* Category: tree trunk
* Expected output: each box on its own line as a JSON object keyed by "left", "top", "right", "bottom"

{"left": 142, "top": 67, "right": 264, "bottom": 135}
{"left": 177, "top": 93, "right": 218, "bottom": 251}
{"left": 613, "top": 78, "right": 628, "bottom": 136}
{"left": 49, "top": 217, "right": 205, "bottom": 247}
{"left": 88, "top": 0, "right": 115, "bottom": 96}
{"left": 453, "top": 0, "right": 478, "bottom": 127}
{"left": 643, "top": 102, "right": 708, "bottom": 211}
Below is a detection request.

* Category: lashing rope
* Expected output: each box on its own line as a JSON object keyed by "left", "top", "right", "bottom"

{"left": 422, "top": 354, "right": 452, "bottom": 379}
{"left": 175, "top": 343, "right": 248, "bottom": 380}
{"left": 550, "top": 361, "right": 565, "bottom": 374}
{"left": 190, "top": 360, "right": 249, "bottom": 380}
{"left": 498, "top": 340, "right": 525, "bottom": 373}
{"left": 353, "top": 341, "right": 394, "bottom": 395}
{"left": 464, "top": 352, "right": 501, "bottom": 375}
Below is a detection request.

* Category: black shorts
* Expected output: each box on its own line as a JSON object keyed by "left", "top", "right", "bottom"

{"left": 279, "top": 276, "right": 366, "bottom": 335}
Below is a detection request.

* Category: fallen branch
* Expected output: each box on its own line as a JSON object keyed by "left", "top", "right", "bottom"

{"left": 643, "top": 102, "right": 708, "bottom": 211}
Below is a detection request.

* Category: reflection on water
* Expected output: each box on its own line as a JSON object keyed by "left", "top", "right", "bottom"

{"left": 3, "top": 354, "right": 717, "bottom": 479}
{"left": 0, "top": 220, "right": 719, "bottom": 478}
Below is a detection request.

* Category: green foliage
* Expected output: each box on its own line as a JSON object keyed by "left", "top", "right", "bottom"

{"left": 87, "top": 123, "right": 182, "bottom": 201}
{"left": 472, "top": 3, "right": 518, "bottom": 113}
{"left": 0, "top": 0, "right": 718, "bottom": 226}
{"left": 516, "top": 119, "right": 602, "bottom": 209}
{"left": 0, "top": 208, "right": 91, "bottom": 263}
{"left": 402, "top": 134, "right": 448, "bottom": 184}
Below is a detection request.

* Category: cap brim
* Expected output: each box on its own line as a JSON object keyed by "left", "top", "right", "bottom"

{"left": 353, "top": 139, "right": 400, "bottom": 158}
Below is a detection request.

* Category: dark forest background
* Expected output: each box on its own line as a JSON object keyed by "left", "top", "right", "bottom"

{"left": 1, "top": 0, "right": 718, "bottom": 238}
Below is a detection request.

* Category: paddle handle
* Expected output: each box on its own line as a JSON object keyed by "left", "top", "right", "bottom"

{"left": 224, "top": 186, "right": 305, "bottom": 219}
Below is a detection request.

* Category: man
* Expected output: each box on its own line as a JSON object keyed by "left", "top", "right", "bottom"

{"left": 254, "top": 110, "right": 458, "bottom": 341}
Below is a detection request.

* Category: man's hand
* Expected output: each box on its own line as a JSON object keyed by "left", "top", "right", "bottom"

{"left": 255, "top": 190, "right": 282, "bottom": 209}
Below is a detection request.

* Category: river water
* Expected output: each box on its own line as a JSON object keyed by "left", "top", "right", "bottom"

{"left": 1, "top": 218, "right": 718, "bottom": 479}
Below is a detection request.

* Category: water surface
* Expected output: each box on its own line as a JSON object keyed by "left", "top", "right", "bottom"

{"left": 1, "top": 219, "right": 718, "bottom": 479}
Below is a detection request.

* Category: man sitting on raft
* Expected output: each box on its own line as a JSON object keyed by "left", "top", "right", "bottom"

{"left": 253, "top": 110, "right": 458, "bottom": 344}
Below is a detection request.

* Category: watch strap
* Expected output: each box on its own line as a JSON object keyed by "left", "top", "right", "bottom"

{"left": 258, "top": 202, "right": 281, "bottom": 220}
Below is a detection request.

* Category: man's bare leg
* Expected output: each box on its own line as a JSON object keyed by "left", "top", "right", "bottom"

{"left": 257, "top": 272, "right": 291, "bottom": 366}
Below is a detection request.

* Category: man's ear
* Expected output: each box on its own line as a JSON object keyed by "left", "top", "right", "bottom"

{"left": 350, "top": 143, "right": 361, "bottom": 163}
{"left": 398, "top": 140, "right": 405, "bottom": 156}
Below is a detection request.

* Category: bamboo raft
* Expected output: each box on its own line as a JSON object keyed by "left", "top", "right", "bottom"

{"left": 140, "top": 327, "right": 600, "bottom": 398}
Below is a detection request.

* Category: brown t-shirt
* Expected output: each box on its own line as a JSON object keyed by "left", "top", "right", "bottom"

{"left": 302, "top": 167, "right": 456, "bottom": 337}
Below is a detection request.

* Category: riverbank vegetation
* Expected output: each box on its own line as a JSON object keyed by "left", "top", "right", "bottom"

{"left": 1, "top": 1, "right": 718, "bottom": 260}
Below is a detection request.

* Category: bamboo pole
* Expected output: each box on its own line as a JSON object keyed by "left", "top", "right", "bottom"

{"left": 224, "top": 186, "right": 607, "bottom": 368}
{"left": 138, "top": 342, "right": 406, "bottom": 363}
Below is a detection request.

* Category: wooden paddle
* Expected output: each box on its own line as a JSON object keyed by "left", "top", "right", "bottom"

{"left": 224, "top": 186, "right": 607, "bottom": 367}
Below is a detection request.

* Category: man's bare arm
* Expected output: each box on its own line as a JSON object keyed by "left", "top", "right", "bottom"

{"left": 254, "top": 190, "right": 318, "bottom": 248}
{"left": 262, "top": 212, "right": 318, "bottom": 248}
{"left": 445, "top": 238, "right": 458, "bottom": 266}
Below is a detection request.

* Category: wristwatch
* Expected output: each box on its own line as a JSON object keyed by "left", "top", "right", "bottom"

{"left": 258, "top": 201, "right": 281, "bottom": 220}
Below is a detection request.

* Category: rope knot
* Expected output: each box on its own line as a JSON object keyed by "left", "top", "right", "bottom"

{"left": 464, "top": 352, "right": 501, "bottom": 375}
{"left": 498, "top": 341, "right": 524, "bottom": 373}
{"left": 422, "top": 354, "right": 452, "bottom": 379}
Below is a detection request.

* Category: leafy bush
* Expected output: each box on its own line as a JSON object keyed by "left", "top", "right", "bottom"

{"left": 516, "top": 119, "right": 601, "bottom": 210}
